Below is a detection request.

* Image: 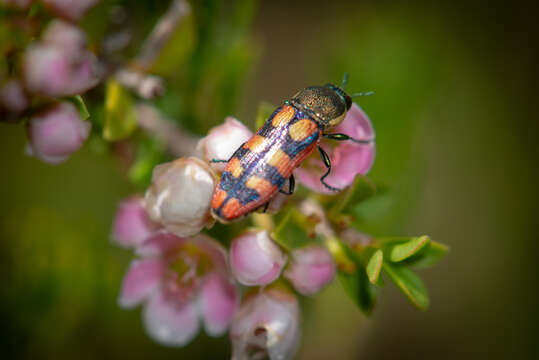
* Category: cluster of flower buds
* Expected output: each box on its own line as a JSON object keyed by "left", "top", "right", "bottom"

{"left": 111, "top": 104, "right": 375, "bottom": 359}
{"left": 0, "top": 2, "right": 100, "bottom": 164}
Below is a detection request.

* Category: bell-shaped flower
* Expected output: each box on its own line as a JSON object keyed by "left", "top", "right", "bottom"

{"left": 284, "top": 245, "right": 336, "bottom": 296}
{"left": 118, "top": 231, "right": 238, "bottom": 346}
{"left": 43, "top": 0, "right": 99, "bottom": 21}
{"left": 145, "top": 157, "right": 217, "bottom": 237}
{"left": 229, "top": 230, "right": 287, "bottom": 286}
{"left": 23, "top": 20, "right": 99, "bottom": 97}
{"left": 295, "top": 103, "right": 375, "bottom": 193}
{"left": 26, "top": 102, "right": 91, "bottom": 164}
{"left": 230, "top": 288, "right": 300, "bottom": 360}
{"left": 111, "top": 196, "right": 160, "bottom": 249}
{"left": 197, "top": 116, "right": 253, "bottom": 172}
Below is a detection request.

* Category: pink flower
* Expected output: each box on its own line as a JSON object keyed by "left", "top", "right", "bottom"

{"left": 231, "top": 288, "right": 300, "bottom": 360}
{"left": 197, "top": 117, "right": 253, "bottom": 172}
{"left": 0, "top": 0, "right": 33, "bottom": 9}
{"left": 229, "top": 230, "right": 287, "bottom": 286}
{"left": 0, "top": 79, "right": 28, "bottom": 113}
{"left": 43, "top": 0, "right": 99, "bottom": 21}
{"left": 145, "top": 157, "right": 217, "bottom": 237}
{"left": 111, "top": 196, "right": 160, "bottom": 249}
{"left": 118, "top": 231, "right": 238, "bottom": 346}
{"left": 295, "top": 103, "right": 375, "bottom": 193}
{"left": 284, "top": 245, "right": 336, "bottom": 296}
{"left": 26, "top": 102, "right": 91, "bottom": 164}
{"left": 23, "top": 21, "right": 99, "bottom": 97}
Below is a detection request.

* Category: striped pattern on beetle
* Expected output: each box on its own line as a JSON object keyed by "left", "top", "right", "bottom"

{"left": 211, "top": 82, "right": 371, "bottom": 222}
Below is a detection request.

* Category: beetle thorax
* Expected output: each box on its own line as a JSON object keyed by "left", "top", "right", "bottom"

{"left": 290, "top": 85, "right": 351, "bottom": 130}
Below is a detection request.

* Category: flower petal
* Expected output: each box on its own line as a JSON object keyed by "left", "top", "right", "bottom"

{"left": 118, "top": 259, "right": 165, "bottom": 309}
{"left": 111, "top": 196, "right": 160, "bottom": 249}
{"left": 136, "top": 230, "right": 186, "bottom": 258}
{"left": 200, "top": 272, "right": 238, "bottom": 336}
{"left": 296, "top": 103, "right": 375, "bottom": 193}
{"left": 143, "top": 292, "right": 200, "bottom": 347}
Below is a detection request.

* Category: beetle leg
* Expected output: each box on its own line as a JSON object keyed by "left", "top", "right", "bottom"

{"left": 317, "top": 145, "right": 342, "bottom": 192}
{"left": 279, "top": 174, "right": 295, "bottom": 195}
{"left": 323, "top": 133, "right": 374, "bottom": 145}
{"left": 210, "top": 159, "right": 228, "bottom": 163}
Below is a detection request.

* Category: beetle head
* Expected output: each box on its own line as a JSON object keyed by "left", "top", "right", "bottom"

{"left": 290, "top": 84, "right": 352, "bottom": 130}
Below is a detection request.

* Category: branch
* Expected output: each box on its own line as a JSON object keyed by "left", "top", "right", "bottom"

{"left": 135, "top": 103, "right": 201, "bottom": 158}
{"left": 134, "top": 0, "right": 191, "bottom": 70}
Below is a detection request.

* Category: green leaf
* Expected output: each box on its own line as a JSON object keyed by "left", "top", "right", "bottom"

{"left": 103, "top": 80, "right": 137, "bottom": 141}
{"left": 128, "top": 139, "right": 166, "bottom": 188}
{"left": 389, "top": 235, "right": 430, "bottom": 262}
{"left": 330, "top": 175, "right": 376, "bottom": 216}
{"left": 338, "top": 267, "right": 376, "bottom": 315}
{"left": 403, "top": 241, "right": 449, "bottom": 269}
{"left": 255, "top": 101, "right": 276, "bottom": 129}
{"left": 271, "top": 207, "right": 316, "bottom": 251}
{"left": 382, "top": 262, "right": 429, "bottom": 310}
{"left": 65, "top": 95, "right": 90, "bottom": 120}
{"left": 366, "top": 249, "right": 383, "bottom": 284}
{"left": 149, "top": 9, "right": 196, "bottom": 77}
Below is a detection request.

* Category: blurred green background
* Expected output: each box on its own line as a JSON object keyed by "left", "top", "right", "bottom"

{"left": 1, "top": 0, "right": 537, "bottom": 359}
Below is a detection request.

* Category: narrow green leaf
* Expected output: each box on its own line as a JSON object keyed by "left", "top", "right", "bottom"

{"left": 128, "top": 139, "right": 165, "bottom": 187}
{"left": 330, "top": 175, "right": 376, "bottom": 216}
{"left": 271, "top": 207, "right": 315, "bottom": 251}
{"left": 255, "top": 101, "right": 276, "bottom": 129}
{"left": 383, "top": 262, "right": 429, "bottom": 310}
{"left": 366, "top": 249, "right": 383, "bottom": 284}
{"left": 103, "top": 80, "right": 137, "bottom": 141}
{"left": 389, "top": 235, "right": 430, "bottom": 262}
{"left": 404, "top": 241, "right": 449, "bottom": 269}
{"left": 338, "top": 267, "right": 376, "bottom": 315}
{"left": 65, "top": 95, "right": 90, "bottom": 120}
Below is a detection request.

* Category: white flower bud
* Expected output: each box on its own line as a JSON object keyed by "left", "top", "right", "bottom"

{"left": 145, "top": 157, "right": 217, "bottom": 237}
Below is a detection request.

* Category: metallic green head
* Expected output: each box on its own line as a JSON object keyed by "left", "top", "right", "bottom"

{"left": 290, "top": 84, "right": 352, "bottom": 130}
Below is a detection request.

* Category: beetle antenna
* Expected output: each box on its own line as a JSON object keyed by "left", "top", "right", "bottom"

{"left": 341, "top": 73, "right": 349, "bottom": 89}
{"left": 351, "top": 91, "right": 375, "bottom": 97}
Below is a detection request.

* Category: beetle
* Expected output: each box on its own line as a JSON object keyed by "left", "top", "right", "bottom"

{"left": 210, "top": 75, "right": 373, "bottom": 223}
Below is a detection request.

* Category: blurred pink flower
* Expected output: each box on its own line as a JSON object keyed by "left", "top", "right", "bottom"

{"left": 111, "top": 196, "right": 160, "bottom": 249}
{"left": 295, "top": 103, "right": 375, "bottom": 193}
{"left": 229, "top": 230, "right": 287, "bottom": 286}
{"left": 197, "top": 116, "right": 253, "bottom": 173}
{"left": 0, "top": 79, "right": 28, "bottom": 113}
{"left": 43, "top": 0, "right": 99, "bottom": 21}
{"left": 118, "top": 231, "right": 238, "bottom": 346}
{"left": 23, "top": 20, "right": 99, "bottom": 97}
{"left": 145, "top": 157, "right": 217, "bottom": 237}
{"left": 231, "top": 288, "right": 300, "bottom": 360}
{"left": 26, "top": 102, "right": 91, "bottom": 164}
{"left": 284, "top": 245, "right": 336, "bottom": 296}
{"left": 0, "top": 0, "right": 33, "bottom": 9}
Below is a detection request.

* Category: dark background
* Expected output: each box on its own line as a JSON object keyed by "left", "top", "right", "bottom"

{"left": 1, "top": 0, "right": 538, "bottom": 359}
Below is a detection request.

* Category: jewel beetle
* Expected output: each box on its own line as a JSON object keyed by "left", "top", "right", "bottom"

{"left": 210, "top": 74, "right": 373, "bottom": 222}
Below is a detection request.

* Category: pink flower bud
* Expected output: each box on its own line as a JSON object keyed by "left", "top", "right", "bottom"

{"left": 0, "top": 79, "right": 28, "bottom": 113}
{"left": 43, "top": 0, "right": 99, "bottom": 21}
{"left": 42, "top": 20, "right": 87, "bottom": 59}
{"left": 23, "top": 22, "right": 99, "bottom": 97}
{"left": 26, "top": 102, "right": 91, "bottom": 164}
{"left": 197, "top": 117, "right": 253, "bottom": 172}
{"left": 231, "top": 288, "right": 300, "bottom": 360}
{"left": 145, "top": 157, "right": 217, "bottom": 237}
{"left": 284, "top": 245, "right": 336, "bottom": 295}
{"left": 230, "top": 230, "right": 287, "bottom": 286}
{"left": 296, "top": 103, "right": 375, "bottom": 193}
{"left": 111, "top": 196, "right": 160, "bottom": 249}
